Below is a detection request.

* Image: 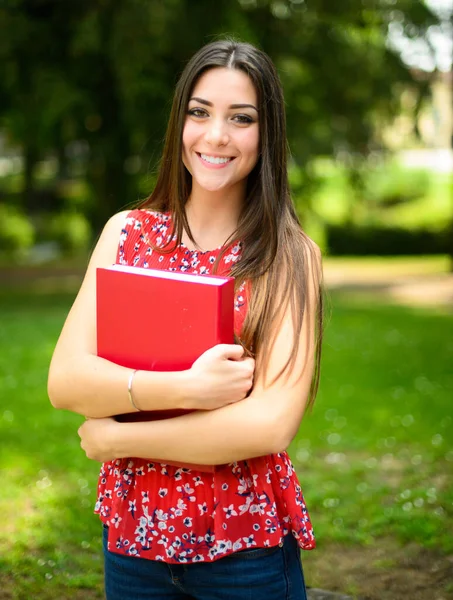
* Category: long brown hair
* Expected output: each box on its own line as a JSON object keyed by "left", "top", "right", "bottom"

{"left": 138, "top": 39, "right": 323, "bottom": 408}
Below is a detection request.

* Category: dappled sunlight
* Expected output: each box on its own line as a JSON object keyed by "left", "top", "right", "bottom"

{"left": 289, "top": 296, "right": 453, "bottom": 556}
{"left": 0, "top": 0, "right": 451, "bottom": 594}
{"left": 2, "top": 266, "right": 452, "bottom": 598}
{"left": 290, "top": 442, "right": 452, "bottom": 550}
{"left": 324, "top": 256, "right": 453, "bottom": 310}
{"left": 0, "top": 453, "right": 103, "bottom": 596}
{"left": 0, "top": 453, "right": 99, "bottom": 551}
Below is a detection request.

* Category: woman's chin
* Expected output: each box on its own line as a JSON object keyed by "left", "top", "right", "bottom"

{"left": 196, "top": 179, "right": 232, "bottom": 194}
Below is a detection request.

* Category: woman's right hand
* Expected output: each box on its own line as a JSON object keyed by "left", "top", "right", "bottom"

{"left": 187, "top": 344, "right": 255, "bottom": 410}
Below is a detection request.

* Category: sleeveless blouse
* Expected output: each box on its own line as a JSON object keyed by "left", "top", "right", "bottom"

{"left": 95, "top": 209, "right": 315, "bottom": 563}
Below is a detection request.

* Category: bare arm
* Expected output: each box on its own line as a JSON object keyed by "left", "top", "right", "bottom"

{"left": 79, "top": 244, "right": 322, "bottom": 463}
{"left": 48, "top": 211, "right": 254, "bottom": 418}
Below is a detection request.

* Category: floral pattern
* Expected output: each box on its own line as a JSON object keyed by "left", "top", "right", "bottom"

{"left": 96, "top": 209, "right": 315, "bottom": 563}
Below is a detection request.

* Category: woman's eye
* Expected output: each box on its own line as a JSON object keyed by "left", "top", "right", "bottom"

{"left": 233, "top": 114, "right": 254, "bottom": 125}
{"left": 187, "top": 108, "right": 207, "bottom": 118}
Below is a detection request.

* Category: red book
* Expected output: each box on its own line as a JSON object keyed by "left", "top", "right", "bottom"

{"left": 96, "top": 264, "right": 235, "bottom": 472}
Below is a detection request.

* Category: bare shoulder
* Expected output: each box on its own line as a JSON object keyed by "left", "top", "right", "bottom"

{"left": 87, "top": 210, "right": 131, "bottom": 266}
{"left": 100, "top": 210, "right": 131, "bottom": 240}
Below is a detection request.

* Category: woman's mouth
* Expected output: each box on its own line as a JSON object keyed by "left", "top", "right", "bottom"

{"left": 197, "top": 153, "right": 235, "bottom": 168}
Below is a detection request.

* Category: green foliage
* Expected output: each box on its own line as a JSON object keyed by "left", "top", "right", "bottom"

{"left": 307, "top": 158, "right": 452, "bottom": 254}
{"left": 0, "top": 0, "right": 441, "bottom": 224}
{"left": 46, "top": 212, "right": 92, "bottom": 256}
{"left": 326, "top": 224, "right": 449, "bottom": 255}
{"left": 363, "top": 163, "right": 431, "bottom": 207}
{"left": 0, "top": 204, "right": 35, "bottom": 257}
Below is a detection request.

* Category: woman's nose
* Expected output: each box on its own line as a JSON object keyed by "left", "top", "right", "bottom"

{"left": 205, "top": 119, "right": 229, "bottom": 146}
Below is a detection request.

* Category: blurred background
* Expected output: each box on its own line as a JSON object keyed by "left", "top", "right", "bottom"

{"left": 0, "top": 1, "right": 452, "bottom": 599}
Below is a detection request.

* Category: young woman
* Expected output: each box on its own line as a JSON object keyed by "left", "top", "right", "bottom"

{"left": 48, "top": 39, "right": 323, "bottom": 600}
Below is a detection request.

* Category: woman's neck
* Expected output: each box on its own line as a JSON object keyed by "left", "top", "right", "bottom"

{"left": 183, "top": 184, "right": 244, "bottom": 251}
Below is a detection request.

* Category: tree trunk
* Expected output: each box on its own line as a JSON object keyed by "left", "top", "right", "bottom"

{"left": 22, "top": 144, "right": 39, "bottom": 213}
{"left": 87, "top": 148, "right": 135, "bottom": 232}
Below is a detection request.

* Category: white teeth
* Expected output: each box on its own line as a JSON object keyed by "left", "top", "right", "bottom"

{"left": 200, "top": 154, "right": 232, "bottom": 165}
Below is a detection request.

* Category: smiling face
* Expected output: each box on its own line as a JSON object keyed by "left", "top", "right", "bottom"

{"left": 182, "top": 67, "right": 260, "bottom": 198}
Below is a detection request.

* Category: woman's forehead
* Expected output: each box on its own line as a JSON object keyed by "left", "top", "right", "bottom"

{"left": 190, "top": 68, "right": 257, "bottom": 107}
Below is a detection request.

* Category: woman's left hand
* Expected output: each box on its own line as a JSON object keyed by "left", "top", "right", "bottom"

{"left": 78, "top": 417, "right": 120, "bottom": 462}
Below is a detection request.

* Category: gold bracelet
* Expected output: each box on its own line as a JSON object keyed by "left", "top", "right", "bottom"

{"left": 127, "top": 369, "right": 141, "bottom": 411}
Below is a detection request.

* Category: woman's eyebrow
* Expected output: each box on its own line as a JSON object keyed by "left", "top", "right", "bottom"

{"left": 189, "top": 97, "right": 258, "bottom": 112}
{"left": 230, "top": 103, "right": 259, "bottom": 112}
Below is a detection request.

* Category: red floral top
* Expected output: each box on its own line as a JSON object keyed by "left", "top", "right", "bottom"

{"left": 96, "top": 209, "right": 315, "bottom": 563}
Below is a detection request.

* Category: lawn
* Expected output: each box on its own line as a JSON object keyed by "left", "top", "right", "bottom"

{"left": 0, "top": 280, "right": 452, "bottom": 599}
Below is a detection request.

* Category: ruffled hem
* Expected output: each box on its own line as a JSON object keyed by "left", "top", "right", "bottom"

{"left": 95, "top": 452, "right": 315, "bottom": 564}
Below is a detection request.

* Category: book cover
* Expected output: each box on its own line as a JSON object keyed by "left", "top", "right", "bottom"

{"left": 96, "top": 264, "right": 235, "bottom": 472}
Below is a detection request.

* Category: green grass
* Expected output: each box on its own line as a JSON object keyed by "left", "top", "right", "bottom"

{"left": 290, "top": 299, "right": 453, "bottom": 552}
{"left": 0, "top": 292, "right": 104, "bottom": 599}
{"left": 0, "top": 281, "right": 452, "bottom": 598}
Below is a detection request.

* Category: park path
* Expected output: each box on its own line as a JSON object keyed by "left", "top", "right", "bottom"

{"left": 2, "top": 260, "right": 452, "bottom": 309}
{"left": 323, "top": 261, "right": 453, "bottom": 308}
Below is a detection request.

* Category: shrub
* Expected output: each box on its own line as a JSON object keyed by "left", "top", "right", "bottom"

{"left": 46, "top": 211, "right": 92, "bottom": 256}
{"left": 326, "top": 224, "right": 449, "bottom": 256}
{"left": 363, "top": 163, "right": 431, "bottom": 208}
{"left": 0, "top": 204, "right": 35, "bottom": 258}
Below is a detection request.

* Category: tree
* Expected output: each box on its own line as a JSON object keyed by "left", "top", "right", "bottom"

{"left": 0, "top": 0, "right": 442, "bottom": 230}
{"left": 0, "top": 0, "right": 92, "bottom": 211}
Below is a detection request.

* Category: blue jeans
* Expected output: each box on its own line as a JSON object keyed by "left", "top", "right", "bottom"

{"left": 103, "top": 525, "right": 308, "bottom": 599}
